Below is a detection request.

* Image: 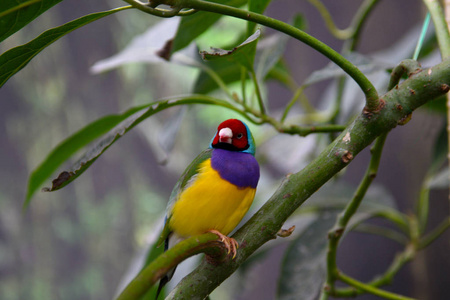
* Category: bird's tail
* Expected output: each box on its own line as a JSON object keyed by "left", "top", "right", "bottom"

{"left": 155, "top": 275, "right": 169, "bottom": 300}
{"left": 155, "top": 233, "right": 177, "bottom": 300}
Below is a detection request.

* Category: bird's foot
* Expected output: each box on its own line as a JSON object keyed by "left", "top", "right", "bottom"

{"left": 207, "top": 229, "right": 238, "bottom": 259}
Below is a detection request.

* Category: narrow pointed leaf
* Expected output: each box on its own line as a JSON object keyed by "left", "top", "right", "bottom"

{"left": 0, "top": 6, "right": 129, "bottom": 88}
{"left": 25, "top": 103, "right": 149, "bottom": 207}
{"left": 25, "top": 96, "right": 243, "bottom": 207}
{"left": 0, "top": 0, "right": 63, "bottom": 43}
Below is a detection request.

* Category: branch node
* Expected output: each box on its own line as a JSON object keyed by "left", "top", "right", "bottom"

{"left": 363, "top": 98, "right": 386, "bottom": 117}
{"left": 397, "top": 113, "right": 412, "bottom": 126}
{"left": 341, "top": 151, "right": 353, "bottom": 164}
{"left": 277, "top": 225, "right": 295, "bottom": 237}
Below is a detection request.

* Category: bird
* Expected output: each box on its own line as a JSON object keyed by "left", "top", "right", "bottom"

{"left": 155, "top": 119, "right": 260, "bottom": 299}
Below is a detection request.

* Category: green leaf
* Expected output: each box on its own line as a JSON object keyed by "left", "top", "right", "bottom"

{"left": 195, "top": 30, "right": 286, "bottom": 94}
{"left": 171, "top": 0, "right": 247, "bottom": 55}
{"left": 247, "top": 0, "right": 272, "bottom": 36}
{"left": 25, "top": 96, "right": 243, "bottom": 206}
{"left": 0, "top": 0, "right": 63, "bottom": 43}
{"left": 0, "top": 6, "right": 129, "bottom": 88}
{"left": 292, "top": 13, "right": 308, "bottom": 31}
{"left": 200, "top": 29, "right": 260, "bottom": 71}
{"left": 278, "top": 211, "right": 338, "bottom": 300}
{"left": 255, "top": 33, "right": 289, "bottom": 82}
{"left": 25, "top": 103, "right": 149, "bottom": 208}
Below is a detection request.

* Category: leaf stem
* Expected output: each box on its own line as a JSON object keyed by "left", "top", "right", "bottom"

{"left": 337, "top": 272, "right": 417, "bottom": 300}
{"left": 249, "top": 69, "right": 266, "bottom": 114}
{"left": 419, "top": 217, "right": 450, "bottom": 249}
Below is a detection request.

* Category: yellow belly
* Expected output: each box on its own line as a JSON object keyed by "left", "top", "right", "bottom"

{"left": 169, "top": 159, "right": 256, "bottom": 237}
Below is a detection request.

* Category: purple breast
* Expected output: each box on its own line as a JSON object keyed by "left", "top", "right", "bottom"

{"left": 210, "top": 149, "right": 260, "bottom": 189}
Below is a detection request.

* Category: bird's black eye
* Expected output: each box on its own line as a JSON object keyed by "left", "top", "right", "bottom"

{"left": 236, "top": 133, "right": 243, "bottom": 139}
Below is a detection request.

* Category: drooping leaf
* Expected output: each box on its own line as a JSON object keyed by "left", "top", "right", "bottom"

{"left": 200, "top": 29, "right": 260, "bottom": 71}
{"left": 25, "top": 103, "right": 149, "bottom": 207}
{"left": 90, "top": 17, "right": 201, "bottom": 74}
{"left": 25, "top": 96, "right": 243, "bottom": 206}
{"left": 427, "top": 167, "right": 449, "bottom": 189}
{"left": 0, "top": 6, "right": 129, "bottom": 88}
{"left": 0, "top": 0, "right": 63, "bottom": 43}
{"left": 278, "top": 211, "right": 338, "bottom": 300}
{"left": 170, "top": 0, "right": 248, "bottom": 55}
{"left": 247, "top": 0, "right": 272, "bottom": 36}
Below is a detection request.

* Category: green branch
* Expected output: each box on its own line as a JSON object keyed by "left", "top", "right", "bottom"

{"left": 321, "top": 59, "right": 425, "bottom": 298}
{"left": 322, "top": 132, "right": 388, "bottom": 296}
{"left": 116, "top": 233, "right": 228, "bottom": 300}
{"left": 166, "top": 59, "right": 450, "bottom": 300}
{"left": 337, "top": 272, "right": 416, "bottom": 300}
{"left": 125, "top": 0, "right": 380, "bottom": 111}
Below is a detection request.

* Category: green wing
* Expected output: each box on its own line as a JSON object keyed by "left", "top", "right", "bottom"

{"left": 157, "top": 148, "right": 213, "bottom": 247}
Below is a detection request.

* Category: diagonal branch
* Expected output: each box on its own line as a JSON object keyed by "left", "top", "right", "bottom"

{"left": 167, "top": 59, "right": 450, "bottom": 299}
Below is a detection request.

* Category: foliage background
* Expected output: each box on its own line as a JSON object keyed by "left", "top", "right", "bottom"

{"left": 0, "top": 0, "right": 449, "bottom": 299}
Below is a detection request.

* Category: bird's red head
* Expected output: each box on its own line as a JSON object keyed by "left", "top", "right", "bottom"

{"left": 211, "top": 119, "right": 249, "bottom": 151}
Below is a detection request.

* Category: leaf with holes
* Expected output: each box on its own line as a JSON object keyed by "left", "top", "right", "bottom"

{"left": 200, "top": 29, "right": 260, "bottom": 71}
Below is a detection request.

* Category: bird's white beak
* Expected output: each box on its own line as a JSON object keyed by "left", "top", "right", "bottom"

{"left": 218, "top": 127, "right": 233, "bottom": 144}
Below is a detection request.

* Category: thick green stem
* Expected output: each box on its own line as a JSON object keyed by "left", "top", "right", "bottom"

{"left": 167, "top": 59, "right": 450, "bottom": 300}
